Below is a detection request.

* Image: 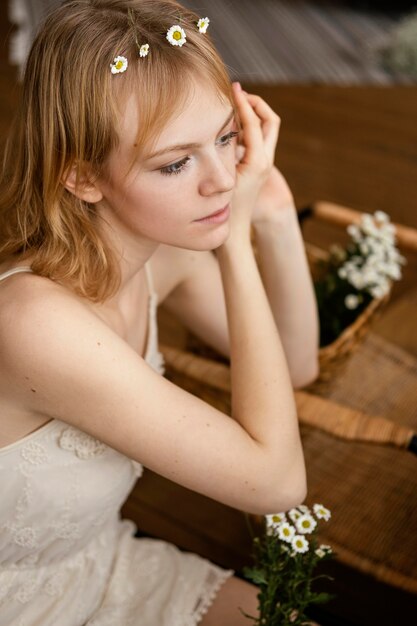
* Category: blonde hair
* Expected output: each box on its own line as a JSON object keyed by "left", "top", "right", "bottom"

{"left": 0, "top": 0, "right": 236, "bottom": 302}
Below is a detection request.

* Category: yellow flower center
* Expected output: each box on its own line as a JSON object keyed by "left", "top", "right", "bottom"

{"left": 283, "top": 528, "right": 290, "bottom": 536}
{"left": 201, "top": 21, "right": 206, "bottom": 27}
{"left": 173, "top": 30, "right": 182, "bottom": 40}
{"left": 115, "top": 60, "right": 123, "bottom": 69}
{"left": 296, "top": 540, "right": 303, "bottom": 547}
{"left": 302, "top": 520, "right": 310, "bottom": 528}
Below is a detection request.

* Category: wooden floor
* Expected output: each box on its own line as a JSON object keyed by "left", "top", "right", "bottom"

{"left": 1, "top": 6, "right": 417, "bottom": 625}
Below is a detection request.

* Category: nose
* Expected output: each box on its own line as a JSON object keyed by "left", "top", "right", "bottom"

{"left": 199, "top": 154, "right": 236, "bottom": 197}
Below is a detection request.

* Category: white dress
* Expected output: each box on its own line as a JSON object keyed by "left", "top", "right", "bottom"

{"left": 0, "top": 264, "right": 234, "bottom": 626}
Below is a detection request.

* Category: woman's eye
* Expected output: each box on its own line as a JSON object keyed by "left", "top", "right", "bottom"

{"left": 218, "top": 130, "right": 239, "bottom": 147}
{"left": 160, "top": 156, "right": 191, "bottom": 176}
{"left": 159, "top": 131, "right": 239, "bottom": 177}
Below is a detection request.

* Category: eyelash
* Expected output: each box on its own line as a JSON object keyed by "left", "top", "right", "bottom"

{"left": 159, "top": 130, "right": 240, "bottom": 176}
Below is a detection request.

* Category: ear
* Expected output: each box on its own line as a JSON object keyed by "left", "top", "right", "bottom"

{"left": 62, "top": 161, "right": 103, "bottom": 203}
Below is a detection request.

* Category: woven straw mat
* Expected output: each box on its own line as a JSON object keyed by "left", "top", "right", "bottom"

{"left": 301, "top": 331, "right": 417, "bottom": 593}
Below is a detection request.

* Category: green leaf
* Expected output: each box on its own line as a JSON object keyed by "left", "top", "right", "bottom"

{"left": 310, "top": 592, "right": 334, "bottom": 604}
{"left": 243, "top": 567, "right": 268, "bottom": 585}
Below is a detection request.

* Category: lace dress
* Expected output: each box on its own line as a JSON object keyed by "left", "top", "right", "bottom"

{"left": 0, "top": 264, "right": 234, "bottom": 626}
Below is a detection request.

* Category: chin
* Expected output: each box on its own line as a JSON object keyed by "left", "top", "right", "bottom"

{"left": 197, "top": 223, "right": 231, "bottom": 252}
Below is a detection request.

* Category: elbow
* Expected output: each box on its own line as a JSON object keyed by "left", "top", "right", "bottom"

{"left": 246, "top": 467, "right": 308, "bottom": 516}
{"left": 292, "top": 357, "right": 320, "bottom": 390}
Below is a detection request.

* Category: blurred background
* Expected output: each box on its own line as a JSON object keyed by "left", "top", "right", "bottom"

{"left": 1, "top": 2, "right": 417, "bottom": 625}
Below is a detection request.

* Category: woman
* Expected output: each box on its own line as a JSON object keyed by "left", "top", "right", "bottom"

{"left": 0, "top": 1, "right": 320, "bottom": 623}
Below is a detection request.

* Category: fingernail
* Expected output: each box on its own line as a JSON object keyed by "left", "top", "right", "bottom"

{"left": 234, "top": 81, "right": 242, "bottom": 92}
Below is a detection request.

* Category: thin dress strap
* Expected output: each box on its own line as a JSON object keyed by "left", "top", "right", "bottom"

{"left": 144, "top": 260, "right": 157, "bottom": 298}
{"left": 0, "top": 266, "right": 34, "bottom": 282}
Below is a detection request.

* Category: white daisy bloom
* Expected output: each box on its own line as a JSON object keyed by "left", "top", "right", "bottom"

{"left": 166, "top": 24, "right": 187, "bottom": 46}
{"left": 320, "top": 544, "right": 333, "bottom": 552}
{"left": 297, "top": 504, "right": 310, "bottom": 514}
{"left": 374, "top": 210, "right": 390, "bottom": 224}
{"left": 277, "top": 522, "right": 296, "bottom": 543}
{"left": 110, "top": 55, "right": 128, "bottom": 74}
{"left": 288, "top": 508, "right": 302, "bottom": 523}
{"left": 313, "top": 503, "right": 331, "bottom": 521}
{"left": 347, "top": 271, "right": 365, "bottom": 290}
{"left": 139, "top": 43, "right": 150, "bottom": 57}
{"left": 370, "top": 284, "right": 389, "bottom": 299}
{"left": 315, "top": 548, "right": 326, "bottom": 558}
{"left": 338, "top": 267, "right": 348, "bottom": 279}
{"left": 295, "top": 513, "right": 317, "bottom": 535}
{"left": 265, "top": 512, "right": 286, "bottom": 527}
{"left": 387, "top": 264, "right": 402, "bottom": 280}
{"left": 291, "top": 534, "right": 309, "bottom": 554}
{"left": 347, "top": 224, "right": 362, "bottom": 242}
{"left": 345, "top": 294, "right": 360, "bottom": 310}
{"left": 197, "top": 17, "right": 210, "bottom": 33}
{"left": 384, "top": 223, "right": 396, "bottom": 235}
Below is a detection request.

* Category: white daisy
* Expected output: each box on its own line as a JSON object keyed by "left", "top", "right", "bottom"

{"left": 313, "top": 503, "right": 331, "bottom": 521}
{"left": 291, "top": 534, "right": 309, "bottom": 554}
{"left": 265, "top": 512, "right": 286, "bottom": 535}
{"left": 345, "top": 294, "right": 360, "bottom": 310}
{"left": 360, "top": 242, "right": 370, "bottom": 255}
{"left": 288, "top": 508, "right": 302, "bottom": 523}
{"left": 297, "top": 504, "right": 310, "bottom": 514}
{"left": 347, "top": 224, "right": 362, "bottom": 242}
{"left": 139, "top": 43, "right": 150, "bottom": 58}
{"left": 277, "top": 522, "right": 296, "bottom": 543}
{"left": 166, "top": 24, "right": 187, "bottom": 47}
{"left": 374, "top": 210, "right": 390, "bottom": 224}
{"left": 315, "top": 548, "right": 326, "bottom": 558}
{"left": 295, "top": 513, "right": 317, "bottom": 535}
{"left": 197, "top": 17, "right": 210, "bottom": 33}
{"left": 265, "top": 512, "right": 286, "bottom": 527}
{"left": 320, "top": 544, "right": 333, "bottom": 553}
{"left": 370, "top": 284, "right": 389, "bottom": 299}
{"left": 110, "top": 55, "right": 128, "bottom": 74}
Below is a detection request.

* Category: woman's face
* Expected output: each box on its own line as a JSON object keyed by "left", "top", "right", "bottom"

{"left": 96, "top": 78, "right": 238, "bottom": 252}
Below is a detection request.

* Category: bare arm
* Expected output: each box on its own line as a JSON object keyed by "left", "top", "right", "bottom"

{"left": 0, "top": 272, "right": 304, "bottom": 516}
{"left": 216, "top": 237, "right": 307, "bottom": 502}
{"left": 252, "top": 206, "right": 320, "bottom": 388}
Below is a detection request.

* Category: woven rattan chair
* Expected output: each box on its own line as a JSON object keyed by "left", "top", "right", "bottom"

{"left": 154, "top": 203, "right": 417, "bottom": 597}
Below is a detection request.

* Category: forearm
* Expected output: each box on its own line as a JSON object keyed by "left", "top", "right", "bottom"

{"left": 252, "top": 206, "right": 320, "bottom": 388}
{"left": 216, "top": 239, "right": 307, "bottom": 504}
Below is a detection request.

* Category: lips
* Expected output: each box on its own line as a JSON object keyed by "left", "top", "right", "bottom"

{"left": 198, "top": 203, "right": 229, "bottom": 220}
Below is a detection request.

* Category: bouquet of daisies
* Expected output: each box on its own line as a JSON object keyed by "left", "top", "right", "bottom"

{"left": 314, "top": 210, "right": 407, "bottom": 347}
{"left": 242, "top": 504, "right": 335, "bottom": 626}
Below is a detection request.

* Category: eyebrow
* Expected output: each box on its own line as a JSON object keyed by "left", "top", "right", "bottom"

{"left": 143, "top": 108, "right": 235, "bottom": 161}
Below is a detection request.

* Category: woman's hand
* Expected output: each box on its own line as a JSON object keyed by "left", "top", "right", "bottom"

{"left": 237, "top": 153, "right": 296, "bottom": 224}
{"left": 226, "top": 82, "right": 281, "bottom": 242}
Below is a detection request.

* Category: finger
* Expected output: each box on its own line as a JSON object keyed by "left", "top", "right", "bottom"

{"left": 235, "top": 144, "right": 245, "bottom": 164}
{"left": 242, "top": 93, "right": 281, "bottom": 163}
{"left": 232, "top": 83, "right": 266, "bottom": 166}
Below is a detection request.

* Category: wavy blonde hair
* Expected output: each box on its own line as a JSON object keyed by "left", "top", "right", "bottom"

{"left": 0, "top": 0, "right": 236, "bottom": 301}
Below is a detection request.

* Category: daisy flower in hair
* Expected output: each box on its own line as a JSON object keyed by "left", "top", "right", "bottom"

{"left": 139, "top": 44, "right": 150, "bottom": 57}
{"left": 166, "top": 24, "right": 186, "bottom": 47}
{"left": 197, "top": 17, "right": 210, "bottom": 33}
{"left": 110, "top": 55, "right": 128, "bottom": 74}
